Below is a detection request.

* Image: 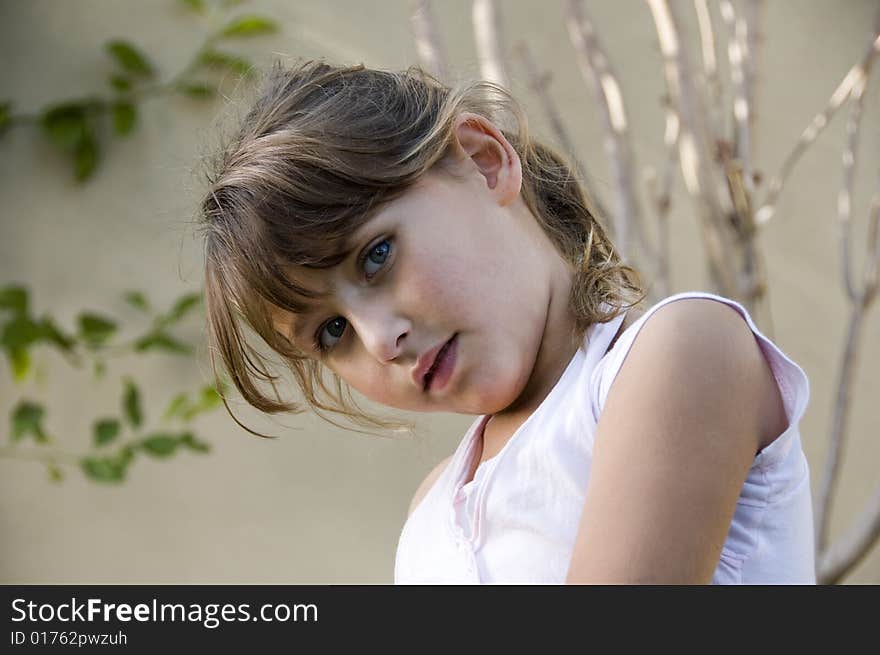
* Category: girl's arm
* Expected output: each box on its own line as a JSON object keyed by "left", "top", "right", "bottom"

{"left": 565, "top": 298, "right": 784, "bottom": 584}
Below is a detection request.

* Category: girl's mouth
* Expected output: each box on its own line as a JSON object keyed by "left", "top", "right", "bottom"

{"left": 424, "top": 333, "right": 458, "bottom": 392}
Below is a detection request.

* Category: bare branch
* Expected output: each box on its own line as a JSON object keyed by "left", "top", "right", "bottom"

{"left": 837, "top": 63, "right": 872, "bottom": 303}
{"left": 814, "top": 20, "right": 880, "bottom": 558}
{"left": 864, "top": 180, "right": 880, "bottom": 303}
{"left": 642, "top": 102, "right": 680, "bottom": 301}
{"left": 693, "top": 0, "right": 724, "bottom": 140}
{"left": 472, "top": 0, "right": 509, "bottom": 89}
{"left": 563, "top": 0, "right": 646, "bottom": 262}
{"left": 815, "top": 304, "right": 867, "bottom": 555}
{"left": 742, "top": 0, "right": 766, "bottom": 128}
{"left": 755, "top": 29, "right": 880, "bottom": 225}
{"left": 646, "top": 0, "right": 741, "bottom": 298}
{"left": 816, "top": 171, "right": 880, "bottom": 577}
{"left": 513, "top": 40, "right": 608, "bottom": 220}
{"left": 819, "top": 480, "right": 880, "bottom": 584}
{"left": 409, "top": 0, "right": 450, "bottom": 82}
{"left": 719, "top": 0, "right": 755, "bottom": 196}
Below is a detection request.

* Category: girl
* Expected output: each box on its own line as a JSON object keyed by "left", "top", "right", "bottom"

{"left": 199, "top": 59, "right": 815, "bottom": 584}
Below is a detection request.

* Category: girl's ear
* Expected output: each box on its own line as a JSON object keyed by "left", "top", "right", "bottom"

{"left": 448, "top": 112, "right": 522, "bottom": 207}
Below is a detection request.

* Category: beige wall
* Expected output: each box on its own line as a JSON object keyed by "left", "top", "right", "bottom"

{"left": 1, "top": 0, "right": 878, "bottom": 583}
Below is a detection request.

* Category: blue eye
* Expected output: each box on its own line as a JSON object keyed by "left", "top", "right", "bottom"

{"left": 316, "top": 316, "right": 348, "bottom": 352}
{"left": 363, "top": 238, "right": 391, "bottom": 279}
{"left": 313, "top": 237, "right": 393, "bottom": 353}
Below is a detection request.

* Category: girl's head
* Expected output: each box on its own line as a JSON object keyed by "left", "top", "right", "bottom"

{"left": 199, "top": 59, "right": 643, "bottom": 435}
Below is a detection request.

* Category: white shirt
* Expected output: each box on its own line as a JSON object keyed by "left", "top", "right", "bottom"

{"left": 394, "top": 292, "right": 815, "bottom": 584}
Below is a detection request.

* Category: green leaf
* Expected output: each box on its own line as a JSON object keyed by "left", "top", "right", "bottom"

{"left": 41, "top": 103, "right": 88, "bottom": 150}
{"left": 80, "top": 456, "right": 126, "bottom": 483}
{"left": 93, "top": 359, "right": 107, "bottom": 380}
{"left": 112, "top": 101, "right": 137, "bottom": 136}
{"left": 133, "top": 331, "right": 192, "bottom": 354}
{"left": 0, "top": 101, "right": 11, "bottom": 135}
{"left": 165, "top": 292, "right": 202, "bottom": 324}
{"left": 37, "top": 317, "right": 75, "bottom": 352}
{"left": 0, "top": 285, "right": 28, "bottom": 314}
{"left": 179, "top": 0, "right": 206, "bottom": 12}
{"left": 123, "top": 378, "right": 143, "bottom": 429}
{"left": 109, "top": 74, "right": 132, "bottom": 93}
{"left": 181, "top": 384, "right": 223, "bottom": 420}
{"left": 74, "top": 133, "right": 99, "bottom": 182}
{"left": 47, "top": 464, "right": 64, "bottom": 483}
{"left": 198, "top": 385, "right": 222, "bottom": 410}
{"left": 11, "top": 401, "right": 46, "bottom": 443}
{"left": 140, "top": 433, "right": 179, "bottom": 458}
{"left": 2, "top": 314, "right": 42, "bottom": 349}
{"left": 180, "top": 432, "right": 211, "bottom": 453}
{"left": 9, "top": 347, "right": 30, "bottom": 382}
{"left": 198, "top": 50, "right": 254, "bottom": 76}
{"left": 118, "top": 444, "right": 136, "bottom": 467}
{"left": 174, "top": 81, "right": 215, "bottom": 98}
{"left": 124, "top": 290, "right": 150, "bottom": 312}
{"left": 219, "top": 15, "right": 278, "bottom": 38}
{"left": 105, "top": 40, "right": 155, "bottom": 77}
{"left": 93, "top": 418, "right": 121, "bottom": 447}
{"left": 163, "top": 392, "right": 190, "bottom": 421}
{"left": 77, "top": 312, "right": 117, "bottom": 347}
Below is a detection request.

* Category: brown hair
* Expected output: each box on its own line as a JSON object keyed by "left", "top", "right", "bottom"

{"left": 197, "top": 58, "right": 644, "bottom": 438}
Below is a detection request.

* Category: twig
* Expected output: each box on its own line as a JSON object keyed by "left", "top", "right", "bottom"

{"left": 815, "top": 161, "right": 880, "bottom": 571}
{"left": 513, "top": 40, "right": 608, "bottom": 220}
{"left": 719, "top": 0, "right": 755, "bottom": 196}
{"left": 865, "top": 181, "right": 880, "bottom": 304}
{"left": 563, "top": 0, "right": 646, "bottom": 263}
{"left": 819, "top": 480, "right": 880, "bottom": 584}
{"left": 472, "top": 0, "right": 509, "bottom": 89}
{"left": 755, "top": 28, "right": 880, "bottom": 225}
{"left": 646, "top": 0, "right": 741, "bottom": 298}
{"left": 409, "top": 0, "right": 450, "bottom": 83}
{"left": 693, "top": 0, "right": 723, "bottom": 141}
{"left": 814, "top": 35, "right": 879, "bottom": 555}
{"left": 642, "top": 102, "right": 680, "bottom": 301}
{"left": 643, "top": 166, "right": 672, "bottom": 302}
{"left": 742, "top": 0, "right": 766, "bottom": 138}
{"left": 837, "top": 65, "right": 872, "bottom": 303}
{"left": 815, "top": 303, "right": 867, "bottom": 556}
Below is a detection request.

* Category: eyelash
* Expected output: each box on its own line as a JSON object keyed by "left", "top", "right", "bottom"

{"left": 312, "top": 237, "right": 393, "bottom": 355}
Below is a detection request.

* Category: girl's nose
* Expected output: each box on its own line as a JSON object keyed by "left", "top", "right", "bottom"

{"left": 348, "top": 306, "right": 410, "bottom": 363}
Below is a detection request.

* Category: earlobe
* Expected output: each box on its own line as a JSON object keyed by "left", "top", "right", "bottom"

{"left": 450, "top": 112, "right": 522, "bottom": 206}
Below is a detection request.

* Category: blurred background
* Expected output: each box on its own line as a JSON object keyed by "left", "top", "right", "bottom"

{"left": 1, "top": 0, "right": 878, "bottom": 583}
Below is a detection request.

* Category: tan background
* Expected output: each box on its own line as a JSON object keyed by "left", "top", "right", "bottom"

{"left": 1, "top": 0, "right": 878, "bottom": 583}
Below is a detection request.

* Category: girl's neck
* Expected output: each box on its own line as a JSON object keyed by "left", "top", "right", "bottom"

{"left": 486, "top": 259, "right": 580, "bottom": 437}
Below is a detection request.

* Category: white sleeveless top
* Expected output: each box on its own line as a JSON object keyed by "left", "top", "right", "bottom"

{"left": 394, "top": 292, "right": 815, "bottom": 584}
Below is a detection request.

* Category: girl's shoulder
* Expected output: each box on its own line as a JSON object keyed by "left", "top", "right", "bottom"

{"left": 598, "top": 292, "right": 791, "bottom": 453}
{"left": 407, "top": 454, "right": 454, "bottom": 518}
{"left": 568, "top": 296, "right": 790, "bottom": 581}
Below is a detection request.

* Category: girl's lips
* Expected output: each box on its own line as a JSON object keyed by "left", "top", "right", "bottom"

{"left": 424, "top": 333, "right": 457, "bottom": 392}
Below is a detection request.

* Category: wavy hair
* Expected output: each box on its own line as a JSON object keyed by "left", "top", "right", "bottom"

{"left": 197, "top": 59, "right": 644, "bottom": 437}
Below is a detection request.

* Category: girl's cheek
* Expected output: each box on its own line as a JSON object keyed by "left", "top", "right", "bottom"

{"left": 345, "top": 362, "right": 399, "bottom": 404}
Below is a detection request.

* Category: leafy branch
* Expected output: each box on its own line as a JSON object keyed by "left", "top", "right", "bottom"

{"left": 3, "top": 377, "right": 219, "bottom": 484}
{"left": 0, "top": 0, "right": 278, "bottom": 182}
{"left": 1, "top": 284, "right": 225, "bottom": 484}
{"left": 0, "top": 285, "right": 204, "bottom": 382}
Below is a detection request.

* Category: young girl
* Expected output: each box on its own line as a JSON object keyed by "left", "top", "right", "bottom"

{"left": 199, "top": 59, "right": 815, "bottom": 584}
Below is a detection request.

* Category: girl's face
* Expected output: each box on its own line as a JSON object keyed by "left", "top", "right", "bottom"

{"left": 273, "top": 114, "right": 577, "bottom": 419}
